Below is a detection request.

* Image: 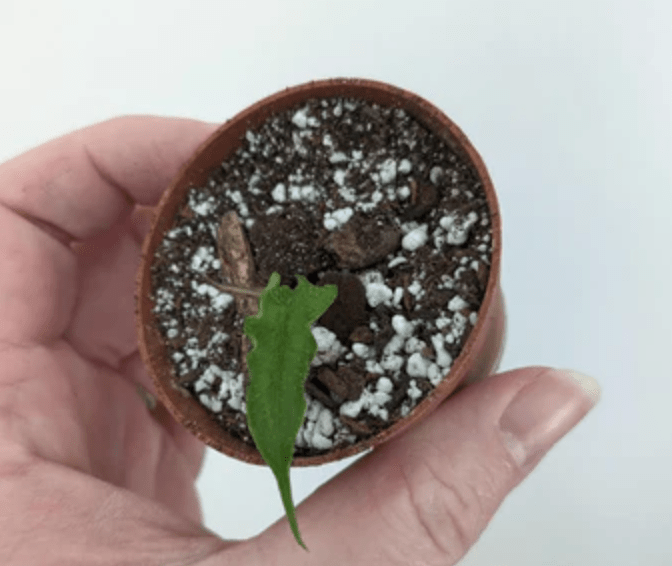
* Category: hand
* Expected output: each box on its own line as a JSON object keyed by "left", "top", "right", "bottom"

{"left": 0, "top": 116, "right": 600, "bottom": 565}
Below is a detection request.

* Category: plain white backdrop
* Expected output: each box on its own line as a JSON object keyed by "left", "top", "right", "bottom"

{"left": 1, "top": 1, "right": 670, "bottom": 564}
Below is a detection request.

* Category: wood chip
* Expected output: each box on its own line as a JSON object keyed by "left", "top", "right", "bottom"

{"left": 325, "top": 217, "right": 401, "bottom": 270}
{"left": 401, "top": 272, "right": 413, "bottom": 312}
{"left": 403, "top": 183, "right": 438, "bottom": 220}
{"left": 348, "top": 325, "right": 374, "bottom": 344}
{"left": 216, "top": 211, "right": 259, "bottom": 372}
{"left": 218, "top": 212, "right": 257, "bottom": 297}
{"left": 338, "top": 366, "right": 368, "bottom": 400}
{"left": 409, "top": 178, "right": 418, "bottom": 205}
{"left": 339, "top": 415, "right": 372, "bottom": 436}
{"left": 315, "top": 367, "right": 348, "bottom": 399}
{"left": 305, "top": 379, "right": 339, "bottom": 410}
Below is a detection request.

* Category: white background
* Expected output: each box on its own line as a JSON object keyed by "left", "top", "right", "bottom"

{"left": 1, "top": 1, "right": 670, "bottom": 564}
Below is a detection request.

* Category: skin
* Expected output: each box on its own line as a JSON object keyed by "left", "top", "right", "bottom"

{"left": 0, "top": 116, "right": 598, "bottom": 565}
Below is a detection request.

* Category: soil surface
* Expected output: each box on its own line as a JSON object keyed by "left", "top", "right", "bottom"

{"left": 150, "top": 97, "right": 493, "bottom": 457}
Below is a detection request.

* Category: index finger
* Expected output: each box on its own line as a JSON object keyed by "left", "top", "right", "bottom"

{"left": 0, "top": 116, "right": 218, "bottom": 241}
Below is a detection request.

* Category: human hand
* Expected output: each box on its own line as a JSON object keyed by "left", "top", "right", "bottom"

{"left": 0, "top": 116, "right": 600, "bottom": 565}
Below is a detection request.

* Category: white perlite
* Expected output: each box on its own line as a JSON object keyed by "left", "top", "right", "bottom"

{"left": 393, "top": 286, "right": 404, "bottom": 307}
{"left": 378, "top": 158, "right": 397, "bottom": 184}
{"left": 165, "top": 226, "right": 190, "bottom": 241}
{"left": 439, "top": 211, "right": 480, "bottom": 245}
{"left": 329, "top": 151, "right": 348, "bottom": 164}
{"left": 431, "top": 334, "right": 453, "bottom": 369}
{"left": 340, "top": 385, "right": 392, "bottom": 421}
{"left": 245, "top": 130, "right": 258, "bottom": 147}
{"left": 427, "top": 363, "right": 444, "bottom": 386}
{"left": 296, "top": 397, "right": 345, "bottom": 450}
{"left": 448, "top": 295, "right": 469, "bottom": 311}
{"left": 352, "top": 343, "right": 375, "bottom": 359}
{"left": 292, "top": 108, "right": 309, "bottom": 129}
{"left": 377, "top": 377, "right": 394, "bottom": 394}
{"left": 271, "top": 183, "right": 287, "bottom": 202}
{"left": 404, "top": 336, "right": 426, "bottom": 355}
{"left": 190, "top": 246, "right": 215, "bottom": 273}
{"left": 407, "top": 379, "right": 423, "bottom": 400}
{"left": 199, "top": 393, "right": 222, "bottom": 413}
{"left": 194, "top": 364, "right": 225, "bottom": 393}
{"left": 191, "top": 281, "right": 235, "bottom": 311}
{"left": 323, "top": 207, "right": 354, "bottom": 230}
{"left": 190, "top": 196, "right": 217, "bottom": 216}
{"left": 407, "top": 353, "right": 430, "bottom": 378}
{"left": 397, "top": 186, "right": 411, "bottom": 200}
{"left": 381, "top": 351, "right": 403, "bottom": 371}
{"left": 310, "top": 326, "right": 347, "bottom": 366}
{"left": 289, "top": 184, "right": 320, "bottom": 203}
{"left": 383, "top": 333, "right": 404, "bottom": 357}
{"left": 365, "top": 360, "right": 384, "bottom": 375}
{"left": 193, "top": 365, "right": 245, "bottom": 414}
{"left": 453, "top": 312, "right": 468, "bottom": 336}
{"left": 333, "top": 169, "right": 347, "bottom": 186}
{"left": 359, "top": 270, "right": 394, "bottom": 308}
{"left": 339, "top": 185, "right": 357, "bottom": 203}
{"left": 154, "top": 288, "right": 174, "bottom": 312}
{"left": 429, "top": 166, "right": 443, "bottom": 184}
{"left": 407, "top": 280, "right": 425, "bottom": 299}
{"left": 398, "top": 159, "right": 412, "bottom": 174}
{"left": 401, "top": 224, "right": 429, "bottom": 252}
{"left": 392, "top": 314, "right": 415, "bottom": 337}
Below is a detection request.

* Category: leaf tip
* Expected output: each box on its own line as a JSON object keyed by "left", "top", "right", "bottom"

{"left": 267, "top": 271, "right": 282, "bottom": 288}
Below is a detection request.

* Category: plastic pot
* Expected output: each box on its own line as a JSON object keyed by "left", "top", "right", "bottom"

{"left": 136, "top": 78, "right": 506, "bottom": 466}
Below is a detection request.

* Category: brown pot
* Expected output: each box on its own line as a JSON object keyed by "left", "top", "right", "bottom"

{"left": 136, "top": 78, "right": 505, "bottom": 467}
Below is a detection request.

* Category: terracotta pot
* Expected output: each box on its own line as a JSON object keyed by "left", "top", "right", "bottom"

{"left": 136, "top": 78, "right": 506, "bottom": 467}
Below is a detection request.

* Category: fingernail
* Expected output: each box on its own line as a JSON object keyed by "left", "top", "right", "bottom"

{"left": 556, "top": 368, "right": 602, "bottom": 404}
{"left": 499, "top": 369, "right": 601, "bottom": 469}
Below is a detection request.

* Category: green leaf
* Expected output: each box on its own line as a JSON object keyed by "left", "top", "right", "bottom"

{"left": 243, "top": 272, "right": 338, "bottom": 550}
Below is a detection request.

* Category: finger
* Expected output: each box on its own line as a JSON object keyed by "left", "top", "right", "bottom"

{"left": 0, "top": 204, "right": 77, "bottom": 344}
{"left": 0, "top": 116, "right": 217, "bottom": 241}
{"left": 0, "top": 117, "right": 216, "bottom": 344}
{"left": 247, "top": 366, "right": 601, "bottom": 565}
{"left": 129, "top": 205, "right": 156, "bottom": 244}
{"left": 65, "top": 219, "right": 141, "bottom": 365}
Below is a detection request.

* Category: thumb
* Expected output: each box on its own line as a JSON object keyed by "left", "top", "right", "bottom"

{"left": 245, "top": 366, "right": 601, "bottom": 565}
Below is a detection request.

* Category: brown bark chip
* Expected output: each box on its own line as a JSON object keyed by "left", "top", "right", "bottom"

{"left": 339, "top": 415, "right": 372, "bottom": 435}
{"left": 326, "top": 215, "right": 401, "bottom": 270}
{"left": 217, "top": 212, "right": 259, "bottom": 372}
{"left": 402, "top": 183, "right": 439, "bottom": 221}
{"left": 348, "top": 325, "right": 374, "bottom": 344}
{"left": 315, "top": 367, "right": 351, "bottom": 400}
{"left": 317, "top": 272, "right": 368, "bottom": 343}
